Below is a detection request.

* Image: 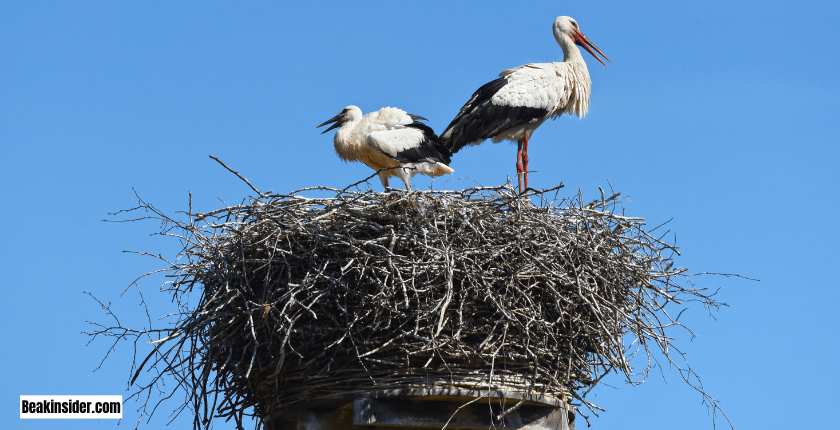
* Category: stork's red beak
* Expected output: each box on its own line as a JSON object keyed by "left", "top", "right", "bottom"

{"left": 572, "top": 31, "right": 610, "bottom": 66}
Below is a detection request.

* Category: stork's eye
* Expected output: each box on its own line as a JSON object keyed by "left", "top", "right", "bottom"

{"left": 572, "top": 21, "right": 578, "bottom": 28}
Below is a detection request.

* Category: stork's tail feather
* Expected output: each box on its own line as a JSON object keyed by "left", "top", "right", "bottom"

{"left": 434, "top": 162, "right": 455, "bottom": 176}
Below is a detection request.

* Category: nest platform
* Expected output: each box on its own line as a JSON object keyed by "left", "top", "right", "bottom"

{"left": 106, "top": 184, "right": 722, "bottom": 429}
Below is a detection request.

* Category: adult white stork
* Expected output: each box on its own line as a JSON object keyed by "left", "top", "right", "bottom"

{"left": 440, "top": 16, "right": 609, "bottom": 193}
{"left": 317, "top": 106, "right": 454, "bottom": 190}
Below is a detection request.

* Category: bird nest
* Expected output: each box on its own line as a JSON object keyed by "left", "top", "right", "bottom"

{"left": 90, "top": 183, "right": 727, "bottom": 429}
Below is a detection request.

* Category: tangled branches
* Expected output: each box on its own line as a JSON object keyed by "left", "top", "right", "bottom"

{"left": 88, "top": 184, "right": 729, "bottom": 429}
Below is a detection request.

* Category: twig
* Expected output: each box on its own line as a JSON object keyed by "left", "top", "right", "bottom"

{"left": 208, "top": 155, "right": 267, "bottom": 198}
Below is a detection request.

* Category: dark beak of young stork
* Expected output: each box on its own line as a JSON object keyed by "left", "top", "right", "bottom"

{"left": 317, "top": 113, "right": 344, "bottom": 134}
{"left": 571, "top": 30, "right": 610, "bottom": 66}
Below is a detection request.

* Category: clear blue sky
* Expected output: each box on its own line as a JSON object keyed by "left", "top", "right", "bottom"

{"left": 3, "top": 1, "right": 838, "bottom": 429}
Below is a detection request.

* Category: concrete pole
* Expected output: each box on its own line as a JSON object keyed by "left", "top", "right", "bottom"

{"left": 265, "top": 389, "right": 574, "bottom": 430}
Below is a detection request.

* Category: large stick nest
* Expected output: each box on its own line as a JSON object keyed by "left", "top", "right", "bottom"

{"left": 91, "top": 184, "right": 727, "bottom": 429}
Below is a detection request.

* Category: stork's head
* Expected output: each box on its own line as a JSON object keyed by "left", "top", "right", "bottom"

{"left": 553, "top": 16, "right": 610, "bottom": 66}
{"left": 317, "top": 105, "right": 363, "bottom": 134}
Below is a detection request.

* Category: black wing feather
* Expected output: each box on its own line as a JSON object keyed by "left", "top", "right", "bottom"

{"left": 407, "top": 113, "right": 429, "bottom": 122}
{"left": 441, "top": 77, "right": 550, "bottom": 153}
{"left": 394, "top": 122, "right": 452, "bottom": 165}
{"left": 373, "top": 119, "right": 452, "bottom": 166}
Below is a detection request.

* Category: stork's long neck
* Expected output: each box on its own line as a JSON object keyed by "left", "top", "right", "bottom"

{"left": 333, "top": 115, "right": 363, "bottom": 162}
{"left": 334, "top": 120, "right": 357, "bottom": 145}
{"left": 553, "top": 32, "right": 592, "bottom": 118}
{"left": 555, "top": 32, "right": 585, "bottom": 66}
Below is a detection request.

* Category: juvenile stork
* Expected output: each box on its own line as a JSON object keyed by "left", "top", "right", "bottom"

{"left": 440, "top": 16, "right": 609, "bottom": 193}
{"left": 318, "top": 106, "right": 454, "bottom": 190}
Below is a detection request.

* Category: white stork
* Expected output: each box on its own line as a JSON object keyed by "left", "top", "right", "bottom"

{"left": 440, "top": 16, "right": 609, "bottom": 193}
{"left": 317, "top": 106, "right": 454, "bottom": 190}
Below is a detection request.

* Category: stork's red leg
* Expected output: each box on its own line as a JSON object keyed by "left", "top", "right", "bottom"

{"left": 516, "top": 140, "right": 524, "bottom": 193}
{"left": 522, "top": 134, "right": 530, "bottom": 190}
